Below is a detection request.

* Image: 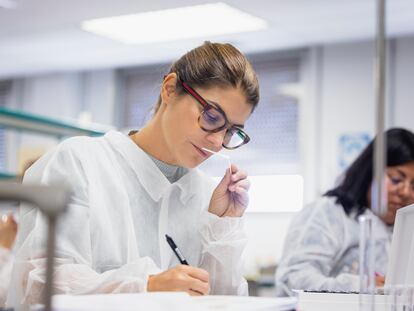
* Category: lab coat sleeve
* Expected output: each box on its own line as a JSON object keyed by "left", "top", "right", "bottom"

{"left": 198, "top": 210, "right": 248, "bottom": 296}
{"left": 275, "top": 202, "right": 359, "bottom": 296}
{"left": 0, "top": 247, "right": 13, "bottom": 307}
{"left": 9, "top": 142, "right": 161, "bottom": 306}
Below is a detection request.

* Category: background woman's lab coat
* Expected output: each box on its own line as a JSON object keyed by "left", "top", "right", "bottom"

{"left": 275, "top": 196, "right": 391, "bottom": 296}
{"left": 8, "top": 131, "right": 248, "bottom": 307}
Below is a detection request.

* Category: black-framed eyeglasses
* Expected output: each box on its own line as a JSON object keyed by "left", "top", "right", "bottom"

{"left": 180, "top": 80, "right": 250, "bottom": 150}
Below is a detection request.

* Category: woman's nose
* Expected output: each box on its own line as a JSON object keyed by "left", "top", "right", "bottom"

{"left": 206, "top": 130, "right": 226, "bottom": 150}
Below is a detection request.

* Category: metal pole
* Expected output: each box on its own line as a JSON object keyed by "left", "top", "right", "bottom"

{"left": 373, "top": 0, "right": 387, "bottom": 216}
{"left": 359, "top": 2, "right": 387, "bottom": 309}
{"left": 0, "top": 182, "right": 68, "bottom": 311}
{"left": 359, "top": 215, "right": 376, "bottom": 311}
{"left": 44, "top": 215, "right": 57, "bottom": 311}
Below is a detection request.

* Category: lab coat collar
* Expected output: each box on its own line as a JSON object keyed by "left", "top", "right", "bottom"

{"left": 104, "top": 131, "right": 204, "bottom": 204}
{"left": 175, "top": 168, "right": 206, "bottom": 204}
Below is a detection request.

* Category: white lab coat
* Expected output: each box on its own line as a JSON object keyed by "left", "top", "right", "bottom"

{"left": 8, "top": 131, "right": 248, "bottom": 307}
{"left": 275, "top": 196, "right": 391, "bottom": 296}
{"left": 0, "top": 247, "right": 13, "bottom": 307}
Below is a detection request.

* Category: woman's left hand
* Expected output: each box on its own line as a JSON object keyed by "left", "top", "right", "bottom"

{"left": 0, "top": 213, "right": 18, "bottom": 249}
{"left": 208, "top": 165, "right": 250, "bottom": 217}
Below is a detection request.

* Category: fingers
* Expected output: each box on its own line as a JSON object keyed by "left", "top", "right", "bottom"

{"left": 188, "top": 289, "right": 204, "bottom": 296}
{"left": 233, "top": 187, "right": 249, "bottom": 208}
{"left": 220, "top": 165, "right": 248, "bottom": 188}
{"left": 147, "top": 265, "right": 210, "bottom": 295}
{"left": 228, "top": 166, "right": 250, "bottom": 210}
{"left": 188, "top": 278, "right": 210, "bottom": 295}
{"left": 228, "top": 165, "right": 248, "bottom": 188}
{"left": 180, "top": 265, "right": 209, "bottom": 283}
{"left": 229, "top": 179, "right": 250, "bottom": 192}
{"left": 215, "top": 168, "right": 232, "bottom": 192}
{"left": 177, "top": 265, "right": 210, "bottom": 295}
{"left": 229, "top": 166, "right": 247, "bottom": 182}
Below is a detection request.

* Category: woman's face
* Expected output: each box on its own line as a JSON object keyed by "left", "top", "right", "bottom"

{"left": 379, "top": 161, "right": 414, "bottom": 225}
{"left": 161, "top": 83, "right": 252, "bottom": 168}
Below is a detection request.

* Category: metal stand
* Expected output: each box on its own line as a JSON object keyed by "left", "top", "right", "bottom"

{"left": 359, "top": 0, "right": 387, "bottom": 310}
{"left": 373, "top": 0, "right": 387, "bottom": 218}
{"left": 359, "top": 215, "right": 376, "bottom": 311}
{"left": 0, "top": 182, "right": 69, "bottom": 311}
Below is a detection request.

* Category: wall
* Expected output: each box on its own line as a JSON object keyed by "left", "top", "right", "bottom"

{"left": 4, "top": 70, "right": 118, "bottom": 174}
{"left": 318, "top": 40, "right": 376, "bottom": 192}
{"left": 394, "top": 37, "right": 414, "bottom": 131}
{"left": 313, "top": 36, "right": 414, "bottom": 195}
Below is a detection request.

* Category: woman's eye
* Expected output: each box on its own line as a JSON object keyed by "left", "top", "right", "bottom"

{"left": 390, "top": 177, "right": 403, "bottom": 185}
{"left": 204, "top": 111, "right": 220, "bottom": 123}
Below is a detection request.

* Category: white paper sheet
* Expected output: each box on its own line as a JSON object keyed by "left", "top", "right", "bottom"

{"left": 48, "top": 293, "right": 297, "bottom": 311}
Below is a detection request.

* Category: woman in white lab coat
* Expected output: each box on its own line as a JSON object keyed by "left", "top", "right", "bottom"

{"left": 8, "top": 41, "right": 260, "bottom": 306}
{"left": 275, "top": 128, "right": 414, "bottom": 296}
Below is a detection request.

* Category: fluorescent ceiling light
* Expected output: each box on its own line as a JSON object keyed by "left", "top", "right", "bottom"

{"left": 81, "top": 2, "right": 268, "bottom": 44}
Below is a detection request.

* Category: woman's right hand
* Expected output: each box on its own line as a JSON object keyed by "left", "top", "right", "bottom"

{"left": 147, "top": 265, "right": 210, "bottom": 296}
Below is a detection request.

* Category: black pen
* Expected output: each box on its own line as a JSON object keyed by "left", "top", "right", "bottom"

{"left": 165, "top": 234, "right": 189, "bottom": 265}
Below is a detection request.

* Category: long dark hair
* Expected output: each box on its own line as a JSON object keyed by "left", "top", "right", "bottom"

{"left": 325, "top": 128, "right": 414, "bottom": 216}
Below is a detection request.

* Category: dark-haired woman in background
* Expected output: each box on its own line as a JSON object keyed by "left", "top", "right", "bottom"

{"left": 275, "top": 128, "right": 414, "bottom": 296}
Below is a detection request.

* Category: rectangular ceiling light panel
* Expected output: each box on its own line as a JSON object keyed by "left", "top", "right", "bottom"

{"left": 81, "top": 2, "right": 268, "bottom": 44}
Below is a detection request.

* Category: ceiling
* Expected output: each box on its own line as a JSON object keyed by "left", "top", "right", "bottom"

{"left": 1, "top": 0, "right": 413, "bottom": 78}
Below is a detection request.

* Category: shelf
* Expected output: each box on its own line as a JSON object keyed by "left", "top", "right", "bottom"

{"left": 0, "top": 107, "right": 113, "bottom": 179}
{"left": 0, "top": 172, "right": 16, "bottom": 180}
{"left": 0, "top": 107, "right": 109, "bottom": 138}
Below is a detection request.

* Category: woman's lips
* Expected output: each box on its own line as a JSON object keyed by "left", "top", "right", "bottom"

{"left": 192, "top": 143, "right": 209, "bottom": 158}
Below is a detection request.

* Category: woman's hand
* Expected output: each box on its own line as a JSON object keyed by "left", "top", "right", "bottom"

{"left": 375, "top": 274, "right": 385, "bottom": 287}
{"left": 147, "top": 265, "right": 210, "bottom": 296}
{"left": 208, "top": 164, "right": 250, "bottom": 217}
{"left": 0, "top": 213, "right": 17, "bottom": 249}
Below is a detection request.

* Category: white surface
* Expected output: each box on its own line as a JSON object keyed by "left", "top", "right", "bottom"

{"left": 385, "top": 203, "right": 414, "bottom": 287}
{"left": 51, "top": 293, "right": 201, "bottom": 311}
{"left": 50, "top": 293, "right": 297, "bottom": 311}
{"left": 297, "top": 292, "right": 391, "bottom": 311}
{"left": 2, "top": 0, "right": 414, "bottom": 77}
{"left": 193, "top": 295, "right": 297, "bottom": 311}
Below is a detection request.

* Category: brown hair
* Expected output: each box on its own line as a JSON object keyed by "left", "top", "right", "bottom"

{"left": 154, "top": 41, "right": 259, "bottom": 114}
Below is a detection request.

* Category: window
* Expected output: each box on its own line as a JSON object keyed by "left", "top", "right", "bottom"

{"left": 121, "top": 65, "right": 168, "bottom": 129}
{"left": 0, "top": 80, "right": 13, "bottom": 172}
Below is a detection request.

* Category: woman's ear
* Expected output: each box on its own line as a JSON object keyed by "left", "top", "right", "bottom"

{"left": 160, "top": 73, "right": 178, "bottom": 106}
